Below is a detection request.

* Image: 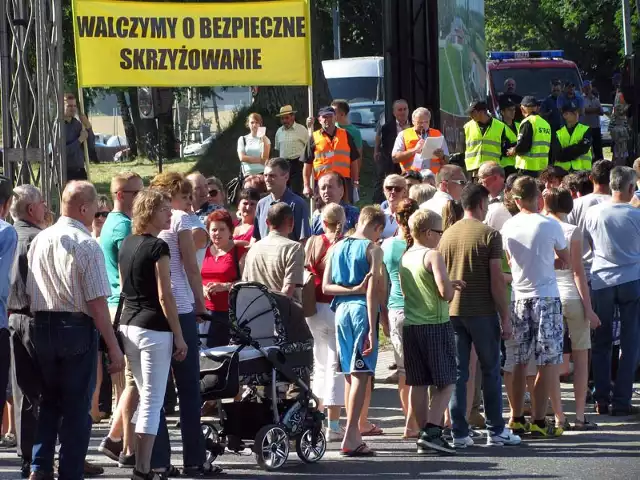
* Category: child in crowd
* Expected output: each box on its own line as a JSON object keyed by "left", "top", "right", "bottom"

{"left": 323, "top": 206, "right": 387, "bottom": 457}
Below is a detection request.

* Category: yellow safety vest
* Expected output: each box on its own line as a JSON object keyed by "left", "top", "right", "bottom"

{"left": 463, "top": 119, "right": 505, "bottom": 171}
{"left": 515, "top": 115, "right": 551, "bottom": 172}
{"left": 501, "top": 122, "right": 519, "bottom": 168}
{"left": 312, "top": 128, "right": 352, "bottom": 180}
{"left": 555, "top": 123, "right": 593, "bottom": 171}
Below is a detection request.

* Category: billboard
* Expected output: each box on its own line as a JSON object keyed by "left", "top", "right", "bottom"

{"left": 437, "top": 0, "right": 485, "bottom": 153}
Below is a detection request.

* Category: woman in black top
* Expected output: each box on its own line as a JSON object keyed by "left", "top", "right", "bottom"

{"left": 118, "top": 189, "right": 187, "bottom": 480}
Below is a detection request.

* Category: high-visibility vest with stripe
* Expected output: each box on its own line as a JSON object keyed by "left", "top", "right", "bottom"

{"left": 463, "top": 118, "right": 506, "bottom": 171}
{"left": 555, "top": 123, "right": 593, "bottom": 171}
{"left": 312, "top": 128, "right": 351, "bottom": 180}
{"left": 501, "top": 121, "right": 519, "bottom": 168}
{"left": 515, "top": 115, "right": 551, "bottom": 172}
{"left": 399, "top": 128, "right": 445, "bottom": 174}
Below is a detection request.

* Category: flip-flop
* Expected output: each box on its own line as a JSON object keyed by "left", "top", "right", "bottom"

{"left": 360, "top": 424, "right": 384, "bottom": 436}
{"left": 340, "top": 443, "right": 375, "bottom": 457}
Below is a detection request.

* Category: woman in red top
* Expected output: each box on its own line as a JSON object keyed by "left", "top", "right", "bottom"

{"left": 201, "top": 209, "right": 247, "bottom": 348}
{"left": 304, "top": 203, "right": 346, "bottom": 442}
{"left": 232, "top": 188, "right": 260, "bottom": 245}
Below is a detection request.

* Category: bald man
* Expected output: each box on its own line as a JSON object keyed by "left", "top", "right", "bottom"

{"left": 27, "top": 181, "right": 124, "bottom": 480}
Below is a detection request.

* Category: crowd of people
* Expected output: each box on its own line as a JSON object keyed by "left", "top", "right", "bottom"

{"left": 1, "top": 91, "right": 640, "bottom": 480}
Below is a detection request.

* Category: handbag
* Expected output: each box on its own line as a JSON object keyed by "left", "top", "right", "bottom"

{"left": 301, "top": 270, "right": 317, "bottom": 317}
{"left": 227, "top": 136, "right": 246, "bottom": 205}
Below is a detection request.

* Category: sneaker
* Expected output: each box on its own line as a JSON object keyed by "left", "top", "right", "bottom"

{"left": 0, "top": 433, "right": 17, "bottom": 448}
{"left": 487, "top": 428, "right": 522, "bottom": 446}
{"left": 452, "top": 436, "right": 474, "bottom": 449}
{"left": 468, "top": 428, "right": 486, "bottom": 440}
{"left": 441, "top": 427, "right": 453, "bottom": 442}
{"left": 507, "top": 419, "right": 530, "bottom": 435}
{"left": 326, "top": 428, "right": 344, "bottom": 442}
{"left": 98, "top": 436, "right": 123, "bottom": 462}
{"left": 416, "top": 427, "right": 456, "bottom": 455}
{"left": 529, "top": 422, "right": 563, "bottom": 437}
{"left": 118, "top": 452, "right": 136, "bottom": 468}
{"left": 83, "top": 460, "right": 104, "bottom": 477}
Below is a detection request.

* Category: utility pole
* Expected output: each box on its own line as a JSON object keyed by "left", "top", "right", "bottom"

{"left": 332, "top": 0, "right": 341, "bottom": 59}
{"left": 622, "top": 0, "right": 633, "bottom": 55}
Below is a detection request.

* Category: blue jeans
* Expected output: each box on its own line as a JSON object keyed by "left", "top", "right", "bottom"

{"left": 30, "top": 312, "right": 97, "bottom": 480}
{"left": 449, "top": 315, "right": 505, "bottom": 438}
{"left": 206, "top": 310, "right": 231, "bottom": 348}
{"left": 150, "top": 411, "right": 171, "bottom": 470}
{"left": 591, "top": 280, "right": 640, "bottom": 410}
{"left": 172, "top": 311, "right": 205, "bottom": 467}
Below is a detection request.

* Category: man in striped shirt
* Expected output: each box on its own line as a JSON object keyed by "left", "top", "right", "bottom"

{"left": 26, "top": 181, "right": 124, "bottom": 480}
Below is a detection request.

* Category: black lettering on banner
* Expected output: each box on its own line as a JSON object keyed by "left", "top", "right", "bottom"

{"left": 133, "top": 49, "right": 145, "bottom": 69}
{"left": 138, "top": 17, "right": 150, "bottom": 38}
{"left": 188, "top": 49, "right": 200, "bottom": 69}
{"left": 130, "top": 17, "right": 139, "bottom": 38}
{"left": 158, "top": 49, "right": 167, "bottom": 69}
{"left": 94, "top": 16, "right": 108, "bottom": 37}
{"left": 249, "top": 17, "right": 259, "bottom": 38}
{"left": 295, "top": 16, "right": 305, "bottom": 37}
{"left": 166, "top": 18, "right": 178, "bottom": 38}
{"left": 178, "top": 46, "right": 188, "bottom": 69}
{"left": 220, "top": 49, "right": 232, "bottom": 69}
{"left": 231, "top": 17, "right": 242, "bottom": 38}
{"left": 273, "top": 17, "right": 282, "bottom": 38}
{"left": 260, "top": 17, "right": 272, "bottom": 38}
{"left": 76, "top": 16, "right": 95, "bottom": 37}
{"left": 183, "top": 17, "right": 195, "bottom": 38}
{"left": 200, "top": 17, "right": 212, "bottom": 38}
{"left": 115, "top": 17, "right": 129, "bottom": 37}
{"left": 212, "top": 17, "right": 222, "bottom": 38}
{"left": 201, "top": 49, "right": 218, "bottom": 69}
{"left": 146, "top": 49, "right": 158, "bottom": 70}
{"left": 252, "top": 48, "right": 262, "bottom": 69}
{"left": 120, "top": 48, "right": 132, "bottom": 69}
{"left": 150, "top": 18, "right": 166, "bottom": 38}
{"left": 282, "top": 17, "right": 294, "bottom": 37}
{"left": 167, "top": 49, "right": 179, "bottom": 69}
{"left": 222, "top": 17, "right": 231, "bottom": 38}
{"left": 232, "top": 49, "right": 245, "bottom": 69}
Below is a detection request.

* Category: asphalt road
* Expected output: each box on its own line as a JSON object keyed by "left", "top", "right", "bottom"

{"left": 1, "top": 351, "right": 639, "bottom": 480}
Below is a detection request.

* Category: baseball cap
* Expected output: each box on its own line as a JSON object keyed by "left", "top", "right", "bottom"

{"left": 521, "top": 96, "right": 539, "bottom": 107}
{"left": 467, "top": 100, "right": 489, "bottom": 114}
{"left": 317, "top": 106, "right": 336, "bottom": 116}
{"left": 0, "top": 175, "right": 13, "bottom": 203}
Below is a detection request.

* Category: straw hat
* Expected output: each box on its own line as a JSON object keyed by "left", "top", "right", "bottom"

{"left": 276, "top": 105, "right": 297, "bottom": 117}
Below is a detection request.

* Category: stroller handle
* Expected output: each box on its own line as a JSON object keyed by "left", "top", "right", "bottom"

{"left": 196, "top": 312, "right": 259, "bottom": 349}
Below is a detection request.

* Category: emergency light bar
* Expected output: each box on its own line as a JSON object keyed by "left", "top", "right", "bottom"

{"left": 487, "top": 50, "right": 564, "bottom": 60}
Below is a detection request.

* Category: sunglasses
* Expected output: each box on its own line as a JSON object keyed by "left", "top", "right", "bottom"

{"left": 384, "top": 185, "right": 404, "bottom": 193}
{"left": 448, "top": 179, "right": 468, "bottom": 186}
{"left": 94, "top": 211, "right": 109, "bottom": 219}
{"left": 208, "top": 189, "right": 219, "bottom": 197}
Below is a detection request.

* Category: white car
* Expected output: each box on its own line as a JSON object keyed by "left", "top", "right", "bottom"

{"left": 348, "top": 102, "right": 385, "bottom": 148}
{"left": 600, "top": 103, "right": 612, "bottom": 146}
{"left": 183, "top": 135, "right": 216, "bottom": 157}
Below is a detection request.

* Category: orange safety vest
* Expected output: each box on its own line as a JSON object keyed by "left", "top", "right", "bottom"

{"left": 399, "top": 128, "right": 444, "bottom": 174}
{"left": 312, "top": 128, "right": 352, "bottom": 180}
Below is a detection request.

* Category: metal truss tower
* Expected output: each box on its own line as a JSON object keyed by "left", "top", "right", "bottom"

{"left": 0, "top": 0, "right": 65, "bottom": 208}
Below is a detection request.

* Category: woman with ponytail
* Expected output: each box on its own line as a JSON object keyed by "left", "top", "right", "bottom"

{"left": 304, "top": 203, "right": 347, "bottom": 442}
{"left": 381, "top": 198, "right": 420, "bottom": 438}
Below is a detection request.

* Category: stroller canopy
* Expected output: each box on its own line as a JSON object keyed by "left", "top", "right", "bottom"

{"left": 229, "top": 282, "right": 313, "bottom": 351}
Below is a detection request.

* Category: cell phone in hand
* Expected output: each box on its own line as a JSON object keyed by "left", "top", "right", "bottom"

{"left": 257, "top": 126, "right": 266, "bottom": 138}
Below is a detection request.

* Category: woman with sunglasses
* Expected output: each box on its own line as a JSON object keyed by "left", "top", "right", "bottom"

{"left": 92, "top": 194, "right": 113, "bottom": 240}
{"left": 380, "top": 174, "right": 408, "bottom": 240}
{"left": 206, "top": 176, "right": 227, "bottom": 209}
{"left": 233, "top": 188, "right": 260, "bottom": 244}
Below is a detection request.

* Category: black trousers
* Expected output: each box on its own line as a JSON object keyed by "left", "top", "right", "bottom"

{"left": 67, "top": 167, "right": 88, "bottom": 182}
{"left": 373, "top": 153, "right": 401, "bottom": 204}
{"left": 8, "top": 313, "right": 40, "bottom": 462}
{"left": 286, "top": 158, "right": 304, "bottom": 196}
{"left": 0, "top": 328, "right": 10, "bottom": 435}
{"left": 590, "top": 127, "right": 603, "bottom": 161}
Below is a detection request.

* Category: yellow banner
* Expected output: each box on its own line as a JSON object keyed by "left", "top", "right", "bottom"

{"left": 72, "top": 0, "right": 312, "bottom": 87}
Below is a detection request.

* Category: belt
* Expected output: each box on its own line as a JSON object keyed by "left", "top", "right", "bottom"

{"left": 9, "top": 308, "right": 33, "bottom": 317}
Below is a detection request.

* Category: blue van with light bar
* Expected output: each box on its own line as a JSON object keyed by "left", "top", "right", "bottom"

{"left": 486, "top": 50, "right": 583, "bottom": 116}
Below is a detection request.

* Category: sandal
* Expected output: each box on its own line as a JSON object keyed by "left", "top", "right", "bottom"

{"left": 340, "top": 443, "right": 375, "bottom": 457}
{"left": 182, "top": 464, "right": 223, "bottom": 477}
{"left": 132, "top": 469, "right": 163, "bottom": 480}
{"left": 360, "top": 424, "right": 384, "bottom": 436}
{"left": 573, "top": 417, "right": 598, "bottom": 431}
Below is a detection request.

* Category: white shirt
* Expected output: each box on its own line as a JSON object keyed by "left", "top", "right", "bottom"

{"left": 237, "top": 134, "right": 270, "bottom": 175}
{"left": 381, "top": 207, "right": 398, "bottom": 240}
{"left": 189, "top": 213, "right": 207, "bottom": 269}
{"left": 158, "top": 210, "right": 195, "bottom": 314}
{"left": 502, "top": 212, "right": 567, "bottom": 299}
{"left": 555, "top": 221, "right": 581, "bottom": 300}
{"left": 420, "top": 190, "right": 453, "bottom": 217}
{"left": 27, "top": 216, "right": 111, "bottom": 315}
{"left": 485, "top": 202, "right": 513, "bottom": 231}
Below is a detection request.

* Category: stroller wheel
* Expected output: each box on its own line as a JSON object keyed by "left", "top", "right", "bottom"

{"left": 253, "top": 424, "right": 290, "bottom": 471}
{"left": 201, "top": 422, "right": 223, "bottom": 463}
{"left": 295, "top": 428, "right": 326, "bottom": 463}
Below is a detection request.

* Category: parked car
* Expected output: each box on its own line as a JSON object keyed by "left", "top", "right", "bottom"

{"left": 183, "top": 134, "right": 216, "bottom": 157}
{"left": 348, "top": 102, "right": 385, "bottom": 148}
{"left": 601, "top": 103, "right": 612, "bottom": 146}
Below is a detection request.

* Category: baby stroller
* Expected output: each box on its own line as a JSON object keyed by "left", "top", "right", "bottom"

{"left": 199, "top": 282, "right": 326, "bottom": 471}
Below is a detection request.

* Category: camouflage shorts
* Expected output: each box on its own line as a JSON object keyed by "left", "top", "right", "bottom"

{"left": 510, "top": 297, "right": 564, "bottom": 366}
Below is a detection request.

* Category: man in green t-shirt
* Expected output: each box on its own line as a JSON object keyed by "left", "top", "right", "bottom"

{"left": 97, "top": 171, "right": 143, "bottom": 465}
{"left": 332, "top": 100, "right": 363, "bottom": 201}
